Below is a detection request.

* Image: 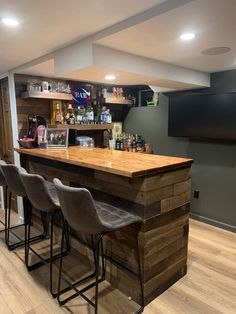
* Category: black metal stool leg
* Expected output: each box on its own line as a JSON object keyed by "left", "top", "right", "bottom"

{"left": 64, "top": 218, "right": 70, "bottom": 253}
{"left": 5, "top": 195, "right": 47, "bottom": 251}
{"left": 26, "top": 211, "right": 69, "bottom": 273}
{"left": 57, "top": 223, "right": 104, "bottom": 307}
{"left": 3, "top": 186, "right": 8, "bottom": 213}
{"left": 6, "top": 191, "right": 12, "bottom": 246}
{"left": 50, "top": 213, "right": 58, "bottom": 298}
{"left": 100, "top": 237, "right": 106, "bottom": 280}
{"left": 57, "top": 219, "right": 65, "bottom": 304}
{"left": 4, "top": 187, "right": 8, "bottom": 244}
{"left": 25, "top": 205, "right": 32, "bottom": 268}
{"left": 40, "top": 212, "right": 48, "bottom": 238}
{"left": 94, "top": 235, "right": 102, "bottom": 314}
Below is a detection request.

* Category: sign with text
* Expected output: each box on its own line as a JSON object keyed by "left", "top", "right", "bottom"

{"left": 70, "top": 84, "right": 91, "bottom": 106}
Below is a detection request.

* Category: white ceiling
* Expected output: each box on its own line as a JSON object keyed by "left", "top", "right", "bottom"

{"left": 1, "top": 0, "right": 235, "bottom": 88}
{"left": 97, "top": 0, "right": 236, "bottom": 72}
{"left": 0, "top": 0, "right": 163, "bottom": 73}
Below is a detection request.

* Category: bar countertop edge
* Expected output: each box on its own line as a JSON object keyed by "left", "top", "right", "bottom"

{"left": 15, "top": 147, "right": 193, "bottom": 178}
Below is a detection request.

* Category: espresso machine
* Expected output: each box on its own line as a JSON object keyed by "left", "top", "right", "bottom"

{"left": 18, "top": 115, "right": 46, "bottom": 148}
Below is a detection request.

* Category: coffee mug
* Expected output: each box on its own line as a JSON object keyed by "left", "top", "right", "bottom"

{"left": 42, "top": 81, "right": 50, "bottom": 93}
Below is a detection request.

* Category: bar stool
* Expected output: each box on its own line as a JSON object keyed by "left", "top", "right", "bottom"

{"left": 54, "top": 178, "right": 144, "bottom": 314}
{"left": 20, "top": 171, "right": 70, "bottom": 297}
{"left": 1, "top": 163, "right": 47, "bottom": 250}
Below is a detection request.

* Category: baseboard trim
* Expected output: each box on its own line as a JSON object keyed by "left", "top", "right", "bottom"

{"left": 190, "top": 212, "right": 236, "bottom": 233}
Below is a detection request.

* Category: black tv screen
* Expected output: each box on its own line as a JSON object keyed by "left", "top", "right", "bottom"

{"left": 168, "top": 93, "right": 236, "bottom": 140}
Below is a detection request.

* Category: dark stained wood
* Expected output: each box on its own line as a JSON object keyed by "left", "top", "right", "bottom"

{"left": 0, "top": 79, "right": 14, "bottom": 163}
{"left": 16, "top": 98, "right": 51, "bottom": 138}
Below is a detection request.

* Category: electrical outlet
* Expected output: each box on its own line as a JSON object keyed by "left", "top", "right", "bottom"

{"left": 193, "top": 190, "right": 200, "bottom": 199}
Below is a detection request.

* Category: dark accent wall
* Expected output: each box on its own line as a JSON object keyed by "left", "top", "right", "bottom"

{"left": 124, "top": 70, "right": 236, "bottom": 232}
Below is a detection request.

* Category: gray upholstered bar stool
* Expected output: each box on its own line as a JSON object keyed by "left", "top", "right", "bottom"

{"left": 1, "top": 163, "right": 47, "bottom": 250}
{"left": 20, "top": 171, "right": 70, "bottom": 297}
{"left": 54, "top": 178, "right": 144, "bottom": 314}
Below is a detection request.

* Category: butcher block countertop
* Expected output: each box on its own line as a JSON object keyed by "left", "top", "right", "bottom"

{"left": 15, "top": 147, "right": 193, "bottom": 178}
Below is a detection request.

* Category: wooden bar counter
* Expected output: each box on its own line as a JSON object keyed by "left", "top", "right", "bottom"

{"left": 16, "top": 147, "right": 193, "bottom": 306}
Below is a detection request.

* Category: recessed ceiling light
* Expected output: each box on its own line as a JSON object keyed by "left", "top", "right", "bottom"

{"left": 105, "top": 75, "right": 116, "bottom": 81}
{"left": 2, "top": 18, "right": 19, "bottom": 27}
{"left": 201, "top": 47, "right": 231, "bottom": 55}
{"left": 180, "top": 33, "right": 195, "bottom": 41}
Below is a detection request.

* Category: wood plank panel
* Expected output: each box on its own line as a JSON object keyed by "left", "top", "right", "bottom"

{"left": 144, "top": 212, "right": 189, "bottom": 241}
{"left": 143, "top": 167, "right": 191, "bottom": 191}
{"left": 95, "top": 167, "right": 191, "bottom": 193}
{"left": 173, "top": 179, "right": 191, "bottom": 196}
{"left": 161, "top": 191, "right": 191, "bottom": 213}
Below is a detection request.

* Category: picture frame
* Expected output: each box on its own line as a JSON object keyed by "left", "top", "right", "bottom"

{"left": 46, "top": 128, "right": 69, "bottom": 148}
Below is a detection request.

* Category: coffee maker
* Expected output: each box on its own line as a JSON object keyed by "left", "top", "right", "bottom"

{"left": 18, "top": 115, "right": 46, "bottom": 148}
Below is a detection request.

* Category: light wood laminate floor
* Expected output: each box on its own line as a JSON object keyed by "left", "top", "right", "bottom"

{"left": 0, "top": 213, "right": 235, "bottom": 314}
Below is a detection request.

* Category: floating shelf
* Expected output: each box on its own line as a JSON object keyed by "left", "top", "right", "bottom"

{"left": 105, "top": 98, "right": 133, "bottom": 106}
{"left": 21, "top": 91, "right": 72, "bottom": 101}
{"left": 58, "top": 124, "right": 113, "bottom": 131}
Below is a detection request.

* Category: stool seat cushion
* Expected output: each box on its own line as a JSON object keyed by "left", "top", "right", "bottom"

{"left": 0, "top": 160, "right": 7, "bottom": 187}
{"left": 1, "top": 164, "right": 27, "bottom": 197}
{"left": 54, "top": 178, "right": 143, "bottom": 235}
{"left": 46, "top": 181, "right": 60, "bottom": 208}
{"left": 20, "top": 172, "right": 60, "bottom": 213}
{"left": 96, "top": 201, "right": 142, "bottom": 231}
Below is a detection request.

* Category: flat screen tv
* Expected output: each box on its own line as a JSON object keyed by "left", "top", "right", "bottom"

{"left": 168, "top": 93, "right": 236, "bottom": 140}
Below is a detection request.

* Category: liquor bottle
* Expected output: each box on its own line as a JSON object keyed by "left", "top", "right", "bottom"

{"left": 120, "top": 134, "right": 124, "bottom": 151}
{"left": 101, "top": 106, "right": 107, "bottom": 124}
{"left": 55, "top": 103, "right": 63, "bottom": 124}
{"left": 95, "top": 89, "right": 104, "bottom": 124}
{"left": 132, "top": 135, "right": 137, "bottom": 152}
{"left": 136, "top": 135, "right": 142, "bottom": 152}
{"left": 124, "top": 133, "right": 128, "bottom": 151}
{"left": 128, "top": 134, "right": 132, "bottom": 152}
{"left": 106, "top": 108, "right": 112, "bottom": 124}
{"left": 76, "top": 108, "right": 81, "bottom": 124}
{"left": 115, "top": 135, "right": 121, "bottom": 150}
{"left": 82, "top": 107, "right": 88, "bottom": 124}
{"left": 66, "top": 104, "right": 75, "bottom": 125}
{"left": 87, "top": 103, "right": 94, "bottom": 124}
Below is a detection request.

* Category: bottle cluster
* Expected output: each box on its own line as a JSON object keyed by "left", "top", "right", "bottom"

{"left": 55, "top": 103, "right": 112, "bottom": 125}
{"left": 115, "top": 133, "right": 146, "bottom": 152}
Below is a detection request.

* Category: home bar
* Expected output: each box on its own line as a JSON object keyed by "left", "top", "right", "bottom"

{"left": 16, "top": 146, "right": 192, "bottom": 306}
{"left": 1, "top": 1, "right": 236, "bottom": 313}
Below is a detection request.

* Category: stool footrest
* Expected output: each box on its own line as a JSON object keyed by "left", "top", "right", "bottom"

{"left": 27, "top": 249, "right": 69, "bottom": 271}
{"left": 58, "top": 274, "right": 105, "bottom": 307}
{"left": 7, "top": 229, "right": 47, "bottom": 251}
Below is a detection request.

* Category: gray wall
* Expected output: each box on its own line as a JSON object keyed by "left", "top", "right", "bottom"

{"left": 124, "top": 88, "right": 236, "bottom": 231}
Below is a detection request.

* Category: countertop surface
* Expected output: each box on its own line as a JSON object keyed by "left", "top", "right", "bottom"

{"left": 15, "top": 147, "right": 193, "bottom": 177}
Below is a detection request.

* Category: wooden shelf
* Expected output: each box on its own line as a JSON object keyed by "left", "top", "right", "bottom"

{"left": 58, "top": 123, "right": 113, "bottom": 131}
{"left": 21, "top": 91, "right": 72, "bottom": 101}
{"left": 105, "top": 98, "right": 133, "bottom": 106}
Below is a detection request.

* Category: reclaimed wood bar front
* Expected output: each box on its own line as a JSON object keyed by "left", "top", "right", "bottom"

{"left": 16, "top": 147, "right": 193, "bottom": 306}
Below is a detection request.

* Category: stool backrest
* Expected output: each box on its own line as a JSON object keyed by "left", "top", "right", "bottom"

{"left": 54, "top": 178, "right": 104, "bottom": 235}
{"left": 20, "top": 172, "right": 59, "bottom": 212}
{"left": 0, "top": 160, "right": 7, "bottom": 187}
{"left": 1, "top": 164, "right": 26, "bottom": 197}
